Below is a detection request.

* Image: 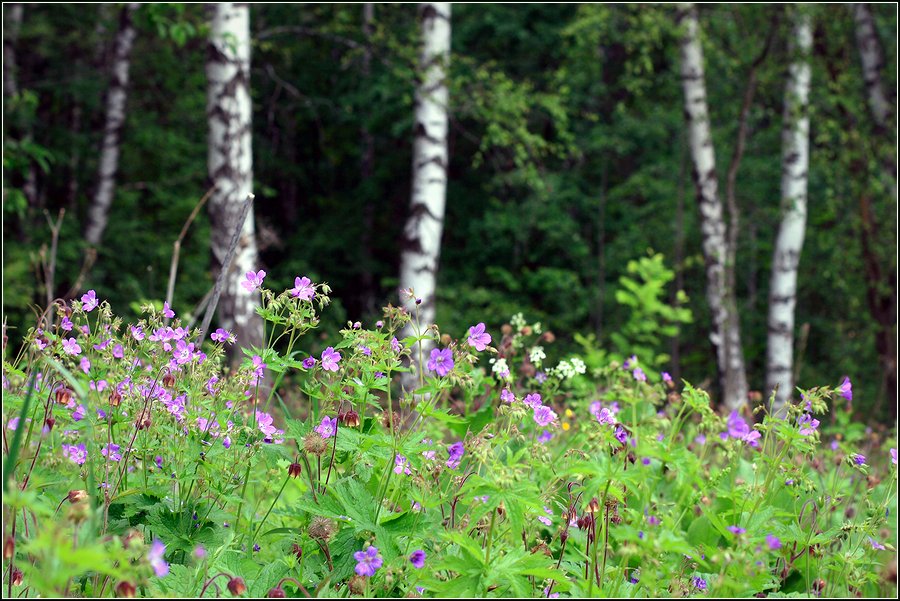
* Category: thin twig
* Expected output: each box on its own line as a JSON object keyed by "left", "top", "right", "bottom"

{"left": 198, "top": 193, "right": 255, "bottom": 341}
{"left": 42, "top": 209, "right": 65, "bottom": 325}
{"left": 165, "top": 187, "right": 214, "bottom": 325}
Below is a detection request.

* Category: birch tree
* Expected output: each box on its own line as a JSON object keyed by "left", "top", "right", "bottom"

{"left": 766, "top": 11, "right": 813, "bottom": 415}
{"left": 676, "top": 3, "right": 748, "bottom": 411}
{"left": 399, "top": 3, "right": 451, "bottom": 389}
{"left": 206, "top": 2, "right": 264, "bottom": 361}
{"left": 84, "top": 3, "right": 139, "bottom": 246}
{"left": 850, "top": 3, "right": 892, "bottom": 131}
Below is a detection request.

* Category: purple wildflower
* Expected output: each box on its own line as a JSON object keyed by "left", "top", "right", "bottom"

{"left": 661, "top": 371, "right": 673, "bottom": 384}
{"left": 130, "top": 325, "right": 144, "bottom": 341}
{"left": 72, "top": 405, "right": 86, "bottom": 422}
{"left": 538, "top": 430, "right": 553, "bottom": 444}
{"left": 797, "top": 413, "right": 820, "bottom": 436}
{"left": 447, "top": 441, "right": 464, "bottom": 469}
{"left": 891, "top": 448, "right": 897, "bottom": 465}
{"left": 81, "top": 290, "right": 99, "bottom": 312}
{"left": 500, "top": 388, "right": 516, "bottom": 404}
{"left": 321, "top": 347, "right": 341, "bottom": 372}
{"left": 533, "top": 405, "right": 558, "bottom": 427}
{"left": 868, "top": 537, "right": 886, "bottom": 550}
{"left": 62, "top": 443, "right": 87, "bottom": 465}
{"left": 112, "top": 344, "right": 124, "bottom": 359}
{"left": 61, "top": 316, "right": 73, "bottom": 331}
{"left": 409, "top": 550, "right": 426, "bottom": 569}
{"left": 394, "top": 454, "right": 412, "bottom": 475}
{"left": 523, "top": 392, "right": 542, "bottom": 408}
{"left": 102, "top": 443, "right": 122, "bottom": 462}
{"left": 302, "top": 356, "right": 317, "bottom": 369}
{"left": 838, "top": 376, "right": 852, "bottom": 401}
{"left": 210, "top": 328, "right": 232, "bottom": 343}
{"left": 241, "top": 270, "right": 266, "bottom": 292}
{"left": 766, "top": 534, "right": 782, "bottom": 550}
{"left": 62, "top": 337, "right": 82, "bottom": 356}
{"left": 427, "top": 348, "right": 454, "bottom": 377}
{"left": 632, "top": 367, "right": 647, "bottom": 382}
{"left": 467, "top": 322, "right": 492, "bottom": 351}
{"left": 315, "top": 416, "right": 337, "bottom": 439}
{"left": 391, "top": 337, "right": 401, "bottom": 353}
{"left": 851, "top": 453, "right": 866, "bottom": 466}
{"left": 691, "top": 576, "right": 707, "bottom": 591}
{"left": 596, "top": 407, "right": 617, "bottom": 426}
{"left": 148, "top": 539, "right": 169, "bottom": 577}
{"left": 291, "top": 276, "right": 315, "bottom": 300}
{"left": 724, "top": 411, "right": 760, "bottom": 447}
{"left": 353, "top": 546, "right": 383, "bottom": 577}
{"left": 162, "top": 302, "right": 175, "bottom": 319}
{"left": 728, "top": 525, "right": 746, "bottom": 535}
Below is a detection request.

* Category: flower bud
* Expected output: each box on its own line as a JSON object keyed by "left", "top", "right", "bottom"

{"left": 288, "top": 463, "right": 302, "bottom": 478}
{"left": 587, "top": 497, "right": 600, "bottom": 514}
{"left": 44, "top": 416, "right": 56, "bottom": 431}
{"left": 291, "top": 543, "right": 303, "bottom": 561}
{"left": 267, "top": 587, "right": 286, "bottom": 598}
{"left": 227, "top": 577, "right": 247, "bottom": 595}
{"left": 11, "top": 568, "right": 23, "bottom": 586}
{"left": 162, "top": 372, "right": 176, "bottom": 388}
{"left": 55, "top": 386, "right": 72, "bottom": 406}
{"left": 68, "top": 489, "right": 88, "bottom": 504}
{"left": 340, "top": 410, "right": 360, "bottom": 428}
{"left": 4, "top": 535, "right": 14, "bottom": 559}
{"left": 115, "top": 581, "right": 136, "bottom": 597}
{"left": 110, "top": 390, "right": 122, "bottom": 407}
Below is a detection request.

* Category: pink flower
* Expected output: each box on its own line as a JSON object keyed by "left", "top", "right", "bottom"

{"left": 838, "top": 377, "right": 852, "bottom": 402}
{"left": 523, "top": 393, "right": 542, "bottom": 409}
{"left": 241, "top": 270, "right": 266, "bottom": 292}
{"left": 130, "top": 325, "right": 144, "bottom": 341}
{"left": 533, "top": 405, "right": 558, "bottom": 427}
{"left": 321, "top": 347, "right": 341, "bottom": 372}
{"left": 291, "top": 276, "right": 315, "bottom": 300}
{"left": 162, "top": 302, "right": 175, "bottom": 319}
{"left": 467, "top": 323, "right": 492, "bottom": 351}
{"left": 60, "top": 316, "right": 73, "bottom": 331}
{"left": 427, "top": 348, "right": 454, "bottom": 377}
{"left": 315, "top": 416, "right": 338, "bottom": 438}
{"left": 81, "top": 290, "right": 99, "bottom": 312}
{"left": 62, "top": 338, "right": 82, "bottom": 356}
{"left": 148, "top": 539, "right": 169, "bottom": 577}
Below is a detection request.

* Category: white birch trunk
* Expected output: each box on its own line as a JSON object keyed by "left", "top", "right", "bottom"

{"left": 850, "top": 3, "right": 892, "bottom": 129}
{"left": 206, "top": 2, "right": 264, "bottom": 359}
{"left": 677, "top": 3, "right": 748, "bottom": 411}
{"left": 84, "top": 3, "right": 138, "bottom": 246}
{"left": 767, "top": 12, "right": 813, "bottom": 415}
{"left": 3, "top": 3, "right": 22, "bottom": 98}
{"left": 399, "top": 3, "right": 451, "bottom": 390}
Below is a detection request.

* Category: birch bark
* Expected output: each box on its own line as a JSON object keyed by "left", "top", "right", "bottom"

{"left": 84, "top": 3, "right": 139, "bottom": 246}
{"left": 399, "top": 3, "right": 451, "bottom": 390}
{"left": 677, "top": 3, "right": 748, "bottom": 411}
{"left": 766, "top": 12, "right": 813, "bottom": 415}
{"left": 206, "top": 2, "right": 264, "bottom": 360}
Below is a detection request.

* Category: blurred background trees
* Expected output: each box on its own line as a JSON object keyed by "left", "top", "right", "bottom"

{"left": 2, "top": 3, "right": 896, "bottom": 421}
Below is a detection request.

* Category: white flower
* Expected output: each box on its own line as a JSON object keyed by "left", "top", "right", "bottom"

{"left": 570, "top": 357, "right": 586, "bottom": 375}
{"left": 529, "top": 346, "right": 546, "bottom": 366}
{"left": 491, "top": 358, "right": 509, "bottom": 376}
{"left": 510, "top": 312, "right": 526, "bottom": 331}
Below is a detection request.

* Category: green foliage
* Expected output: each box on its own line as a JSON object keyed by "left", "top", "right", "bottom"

{"left": 1, "top": 279, "right": 896, "bottom": 597}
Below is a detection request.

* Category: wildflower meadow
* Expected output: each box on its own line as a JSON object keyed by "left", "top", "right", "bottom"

{"left": 2, "top": 273, "right": 896, "bottom": 598}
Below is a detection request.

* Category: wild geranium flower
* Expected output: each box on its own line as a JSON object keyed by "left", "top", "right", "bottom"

{"left": 838, "top": 376, "right": 852, "bottom": 401}
{"left": 427, "top": 348, "right": 454, "bottom": 377}
{"left": 302, "top": 356, "right": 316, "bottom": 369}
{"left": 241, "top": 270, "right": 266, "bottom": 292}
{"left": 851, "top": 453, "right": 866, "bottom": 466}
{"left": 623, "top": 355, "right": 638, "bottom": 370}
{"left": 80, "top": 357, "right": 91, "bottom": 374}
{"left": 691, "top": 577, "right": 708, "bottom": 591}
{"left": 467, "top": 323, "right": 491, "bottom": 351}
{"left": 353, "top": 546, "right": 383, "bottom": 577}
{"left": 173, "top": 339, "right": 195, "bottom": 365}
{"left": 409, "top": 550, "right": 426, "bottom": 569}
{"left": 130, "top": 325, "right": 144, "bottom": 341}
{"left": 797, "top": 413, "right": 820, "bottom": 436}
{"left": 891, "top": 448, "right": 897, "bottom": 465}
{"left": 62, "top": 443, "right": 87, "bottom": 465}
{"left": 72, "top": 405, "right": 86, "bottom": 422}
{"left": 596, "top": 407, "right": 617, "bottom": 426}
{"left": 632, "top": 367, "right": 647, "bottom": 382}
{"left": 766, "top": 534, "right": 782, "bottom": 550}
{"left": 868, "top": 537, "right": 886, "bottom": 550}
{"left": 728, "top": 525, "right": 746, "bottom": 535}
{"left": 62, "top": 338, "right": 81, "bottom": 356}
{"left": 533, "top": 405, "right": 558, "bottom": 427}
{"left": 723, "top": 411, "right": 760, "bottom": 447}
{"left": 81, "top": 290, "right": 99, "bottom": 312}
{"left": 391, "top": 337, "right": 401, "bottom": 353}
{"left": 321, "top": 347, "right": 342, "bottom": 372}
{"left": 661, "top": 371, "right": 673, "bottom": 384}
{"left": 148, "top": 539, "right": 169, "bottom": 577}
{"left": 210, "top": 328, "right": 232, "bottom": 343}
{"left": 447, "top": 441, "right": 464, "bottom": 469}
{"left": 500, "top": 388, "right": 516, "bottom": 404}
{"left": 102, "top": 443, "right": 122, "bottom": 462}
{"left": 614, "top": 426, "right": 628, "bottom": 444}
{"left": 112, "top": 344, "right": 124, "bottom": 359}
{"left": 538, "top": 430, "right": 553, "bottom": 444}
{"left": 394, "top": 454, "right": 412, "bottom": 475}
{"left": 162, "top": 302, "right": 175, "bottom": 319}
{"left": 291, "top": 276, "right": 315, "bottom": 300}
{"left": 315, "top": 416, "right": 338, "bottom": 439}
{"left": 523, "top": 393, "right": 542, "bottom": 408}
{"left": 60, "top": 316, "right": 74, "bottom": 331}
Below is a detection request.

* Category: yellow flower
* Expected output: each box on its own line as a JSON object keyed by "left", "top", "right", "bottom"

{"left": 562, "top": 422, "right": 571, "bottom": 431}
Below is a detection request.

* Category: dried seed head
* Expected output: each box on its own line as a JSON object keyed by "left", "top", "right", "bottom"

{"left": 348, "top": 575, "right": 367, "bottom": 595}
{"left": 440, "top": 333, "right": 451, "bottom": 346}
{"left": 303, "top": 432, "right": 328, "bottom": 456}
{"left": 227, "top": 577, "right": 247, "bottom": 595}
{"left": 288, "top": 463, "right": 302, "bottom": 478}
{"left": 381, "top": 411, "right": 400, "bottom": 430}
{"left": 308, "top": 517, "right": 336, "bottom": 542}
{"left": 115, "top": 581, "right": 137, "bottom": 597}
